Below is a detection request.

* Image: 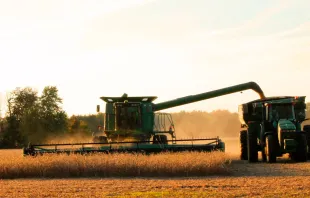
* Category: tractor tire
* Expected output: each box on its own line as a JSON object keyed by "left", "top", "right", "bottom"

{"left": 292, "top": 133, "right": 308, "bottom": 162}
{"left": 303, "top": 125, "right": 310, "bottom": 158}
{"left": 266, "top": 135, "right": 277, "bottom": 163}
{"left": 153, "top": 135, "right": 168, "bottom": 145}
{"left": 239, "top": 130, "right": 248, "bottom": 160}
{"left": 261, "top": 149, "right": 267, "bottom": 162}
{"left": 247, "top": 124, "right": 258, "bottom": 163}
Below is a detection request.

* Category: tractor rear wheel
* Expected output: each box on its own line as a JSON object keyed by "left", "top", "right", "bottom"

{"left": 240, "top": 130, "right": 248, "bottom": 160}
{"left": 153, "top": 135, "right": 168, "bottom": 145}
{"left": 292, "top": 133, "right": 307, "bottom": 162}
{"left": 247, "top": 124, "right": 258, "bottom": 163}
{"left": 261, "top": 149, "right": 267, "bottom": 162}
{"left": 266, "top": 135, "right": 277, "bottom": 163}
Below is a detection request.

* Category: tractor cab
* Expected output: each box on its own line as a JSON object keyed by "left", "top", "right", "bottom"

{"left": 266, "top": 102, "right": 295, "bottom": 124}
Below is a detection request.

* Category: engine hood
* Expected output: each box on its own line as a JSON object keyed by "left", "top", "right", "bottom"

{"left": 277, "top": 119, "right": 296, "bottom": 131}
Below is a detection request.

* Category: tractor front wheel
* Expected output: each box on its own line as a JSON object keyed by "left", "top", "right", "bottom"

{"left": 292, "top": 133, "right": 308, "bottom": 162}
{"left": 266, "top": 135, "right": 277, "bottom": 163}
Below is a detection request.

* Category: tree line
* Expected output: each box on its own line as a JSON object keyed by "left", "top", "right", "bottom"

{"left": 0, "top": 87, "right": 103, "bottom": 148}
{"left": 0, "top": 86, "right": 309, "bottom": 148}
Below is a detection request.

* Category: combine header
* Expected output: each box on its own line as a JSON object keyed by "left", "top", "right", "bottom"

{"left": 23, "top": 81, "right": 266, "bottom": 156}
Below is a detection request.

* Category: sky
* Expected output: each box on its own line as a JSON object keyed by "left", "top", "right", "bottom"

{"left": 0, "top": 0, "right": 310, "bottom": 117}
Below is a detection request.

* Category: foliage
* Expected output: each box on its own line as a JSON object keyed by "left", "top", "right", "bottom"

{"left": 39, "top": 86, "right": 68, "bottom": 136}
{"left": 0, "top": 86, "right": 68, "bottom": 148}
{"left": 68, "top": 115, "right": 91, "bottom": 136}
{"left": 73, "top": 113, "right": 104, "bottom": 133}
{"left": 303, "top": 102, "right": 310, "bottom": 126}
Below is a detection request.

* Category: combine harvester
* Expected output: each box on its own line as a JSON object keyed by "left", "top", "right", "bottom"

{"left": 23, "top": 81, "right": 266, "bottom": 156}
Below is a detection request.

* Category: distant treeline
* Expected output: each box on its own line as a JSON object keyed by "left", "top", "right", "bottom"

{"left": 0, "top": 86, "right": 309, "bottom": 148}
{"left": 0, "top": 87, "right": 103, "bottom": 148}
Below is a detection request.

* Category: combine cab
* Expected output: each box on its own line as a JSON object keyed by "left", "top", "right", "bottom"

{"left": 239, "top": 96, "right": 309, "bottom": 163}
{"left": 23, "top": 81, "right": 267, "bottom": 156}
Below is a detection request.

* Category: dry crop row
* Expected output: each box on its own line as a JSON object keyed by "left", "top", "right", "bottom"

{"left": 0, "top": 151, "right": 231, "bottom": 178}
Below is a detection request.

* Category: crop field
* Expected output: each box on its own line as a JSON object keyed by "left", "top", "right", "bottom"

{"left": 0, "top": 150, "right": 231, "bottom": 178}
{"left": 0, "top": 138, "right": 309, "bottom": 197}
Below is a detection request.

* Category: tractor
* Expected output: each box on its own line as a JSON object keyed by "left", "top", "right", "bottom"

{"left": 239, "top": 96, "right": 309, "bottom": 163}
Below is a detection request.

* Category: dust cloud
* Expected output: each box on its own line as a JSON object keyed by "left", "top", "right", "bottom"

{"left": 44, "top": 133, "right": 93, "bottom": 144}
{"left": 170, "top": 110, "right": 240, "bottom": 139}
{"left": 169, "top": 110, "right": 241, "bottom": 155}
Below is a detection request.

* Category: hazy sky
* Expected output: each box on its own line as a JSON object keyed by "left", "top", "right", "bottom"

{"left": 0, "top": 0, "right": 309, "bottom": 116}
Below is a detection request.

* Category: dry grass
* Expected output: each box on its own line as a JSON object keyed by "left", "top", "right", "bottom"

{"left": 1, "top": 146, "right": 310, "bottom": 197}
{"left": 0, "top": 150, "right": 231, "bottom": 178}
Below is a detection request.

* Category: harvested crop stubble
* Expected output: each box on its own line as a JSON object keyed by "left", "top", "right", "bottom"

{"left": 0, "top": 151, "right": 231, "bottom": 178}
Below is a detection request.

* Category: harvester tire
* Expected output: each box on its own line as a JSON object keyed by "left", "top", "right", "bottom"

{"left": 247, "top": 125, "right": 258, "bottom": 163}
{"left": 266, "top": 135, "right": 276, "bottom": 163}
{"left": 292, "top": 133, "right": 307, "bottom": 162}
{"left": 93, "top": 136, "right": 108, "bottom": 143}
{"left": 239, "top": 130, "right": 248, "bottom": 160}
{"left": 153, "top": 135, "right": 168, "bottom": 145}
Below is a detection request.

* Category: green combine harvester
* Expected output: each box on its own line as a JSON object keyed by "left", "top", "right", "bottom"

{"left": 23, "top": 81, "right": 266, "bottom": 156}
{"left": 239, "top": 96, "right": 310, "bottom": 163}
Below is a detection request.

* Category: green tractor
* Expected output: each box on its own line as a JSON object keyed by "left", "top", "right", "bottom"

{"left": 239, "top": 96, "right": 309, "bottom": 163}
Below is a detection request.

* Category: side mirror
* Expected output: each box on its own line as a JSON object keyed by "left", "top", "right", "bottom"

{"left": 96, "top": 105, "right": 100, "bottom": 112}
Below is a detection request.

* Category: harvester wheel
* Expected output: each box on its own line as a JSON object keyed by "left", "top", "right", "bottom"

{"left": 292, "top": 133, "right": 307, "bottom": 162}
{"left": 93, "top": 136, "right": 108, "bottom": 143}
{"left": 153, "top": 135, "right": 168, "bottom": 145}
{"left": 247, "top": 124, "right": 258, "bottom": 163}
{"left": 239, "top": 130, "right": 248, "bottom": 160}
{"left": 265, "top": 135, "right": 276, "bottom": 163}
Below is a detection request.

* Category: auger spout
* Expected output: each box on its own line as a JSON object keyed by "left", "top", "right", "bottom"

{"left": 153, "top": 81, "right": 265, "bottom": 111}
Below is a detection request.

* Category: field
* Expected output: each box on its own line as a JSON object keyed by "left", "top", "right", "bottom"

{"left": 0, "top": 138, "right": 310, "bottom": 197}
{"left": 0, "top": 150, "right": 230, "bottom": 178}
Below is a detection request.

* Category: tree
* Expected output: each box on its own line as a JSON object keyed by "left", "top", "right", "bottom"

{"left": 68, "top": 115, "right": 91, "bottom": 136}
{"left": 74, "top": 113, "right": 104, "bottom": 133}
{"left": 0, "top": 86, "right": 69, "bottom": 147}
{"left": 1, "top": 87, "right": 40, "bottom": 147}
{"left": 39, "top": 86, "right": 68, "bottom": 136}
